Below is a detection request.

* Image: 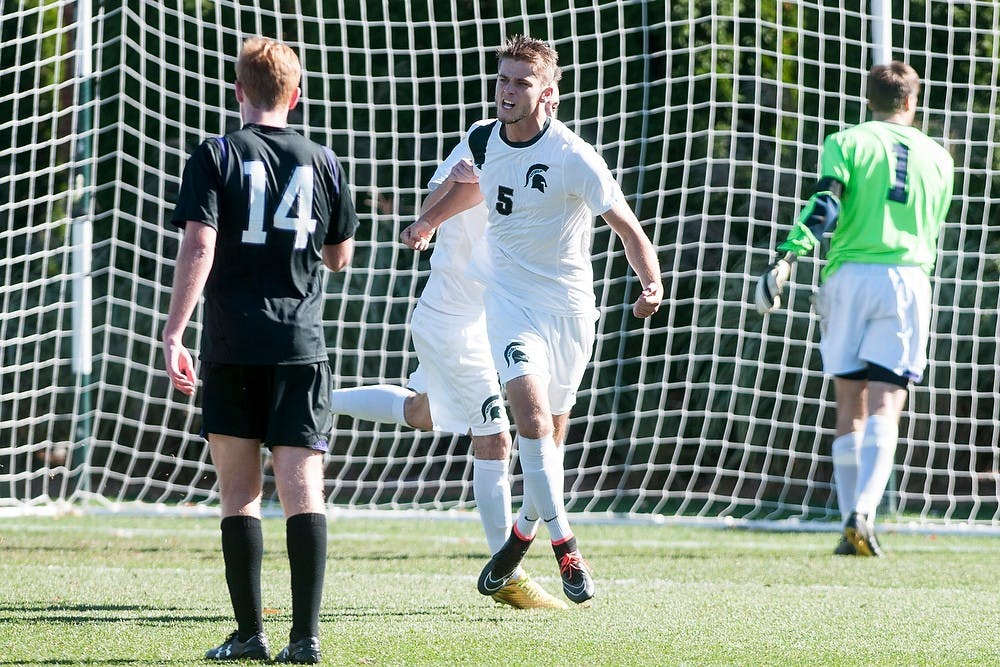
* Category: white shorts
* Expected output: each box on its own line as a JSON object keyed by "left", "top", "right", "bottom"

{"left": 483, "top": 291, "right": 596, "bottom": 415}
{"left": 814, "top": 263, "right": 931, "bottom": 382}
{"left": 408, "top": 301, "right": 508, "bottom": 436}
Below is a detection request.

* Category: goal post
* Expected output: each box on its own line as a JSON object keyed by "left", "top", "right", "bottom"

{"left": 1, "top": 0, "right": 998, "bottom": 531}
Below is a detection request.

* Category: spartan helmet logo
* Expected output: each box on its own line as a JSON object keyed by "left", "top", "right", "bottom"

{"left": 524, "top": 163, "right": 549, "bottom": 192}
{"left": 480, "top": 394, "right": 503, "bottom": 424}
{"left": 503, "top": 341, "right": 529, "bottom": 367}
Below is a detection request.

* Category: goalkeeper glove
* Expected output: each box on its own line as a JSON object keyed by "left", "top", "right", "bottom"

{"left": 754, "top": 254, "right": 794, "bottom": 314}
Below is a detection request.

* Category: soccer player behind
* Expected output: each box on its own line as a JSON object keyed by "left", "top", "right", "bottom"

{"left": 403, "top": 35, "right": 663, "bottom": 604}
{"left": 163, "top": 37, "right": 358, "bottom": 662}
{"left": 755, "top": 61, "right": 954, "bottom": 556}
{"left": 328, "top": 89, "right": 567, "bottom": 610}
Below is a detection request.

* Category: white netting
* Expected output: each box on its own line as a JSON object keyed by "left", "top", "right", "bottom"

{"left": 1, "top": 0, "right": 997, "bottom": 528}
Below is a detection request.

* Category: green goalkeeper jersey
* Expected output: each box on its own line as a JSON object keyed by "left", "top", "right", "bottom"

{"left": 779, "top": 120, "right": 954, "bottom": 281}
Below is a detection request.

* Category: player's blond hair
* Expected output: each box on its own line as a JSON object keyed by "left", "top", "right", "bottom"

{"left": 867, "top": 61, "right": 920, "bottom": 114}
{"left": 235, "top": 37, "right": 301, "bottom": 110}
{"left": 496, "top": 35, "right": 559, "bottom": 85}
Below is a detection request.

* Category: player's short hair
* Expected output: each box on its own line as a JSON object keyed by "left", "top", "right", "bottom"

{"left": 236, "top": 37, "right": 301, "bottom": 110}
{"left": 867, "top": 61, "right": 920, "bottom": 114}
{"left": 497, "top": 35, "right": 559, "bottom": 85}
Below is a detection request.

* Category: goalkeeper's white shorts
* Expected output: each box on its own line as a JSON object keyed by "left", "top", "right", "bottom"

{"left": 483, "top": 291, "right": 596, "bottom": 416}
{"left": 815, "top": 262, "right": 931, "bottom": 383}
{"left": 409, "top": 300, "right": 508, "bottom": 436}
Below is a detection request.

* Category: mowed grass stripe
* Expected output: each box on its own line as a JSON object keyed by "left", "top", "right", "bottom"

{"left": 0, "top": 515, "right": 997, "bottom": 666}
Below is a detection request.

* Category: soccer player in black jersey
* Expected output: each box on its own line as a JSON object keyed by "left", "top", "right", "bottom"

{"left": 162, "top": 37, "right": 357, "bottom": 664}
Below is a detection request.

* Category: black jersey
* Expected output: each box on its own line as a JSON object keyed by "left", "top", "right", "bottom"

{"left": 171, "top": 124, "right": 358, "bottom": 365}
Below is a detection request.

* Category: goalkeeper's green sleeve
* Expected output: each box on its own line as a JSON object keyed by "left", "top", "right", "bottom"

{"left": 777, "top": 177, "right": 844, "bottom": 257}
{"left": 777, "top": 220, "right": 820, "bottom": 257}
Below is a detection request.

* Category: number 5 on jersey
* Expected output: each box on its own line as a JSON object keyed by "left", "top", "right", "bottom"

{"left": 241, "top": 160, "right": 317, "bottom": 248}
{"left": 495, "top": 185, "right": 514, "bottom": 215}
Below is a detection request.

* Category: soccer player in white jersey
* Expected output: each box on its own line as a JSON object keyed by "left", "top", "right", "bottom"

{"left": 329, "top": 91, "right": 567, "bottom": 610}
{"left": 755, "top": 61, "right": 953, "bottom": 556}
{"left": 402, "top": 35, "right": 663, "bottom": 605}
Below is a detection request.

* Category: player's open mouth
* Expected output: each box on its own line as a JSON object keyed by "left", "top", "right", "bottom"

{"left": 501, "top": 100, "right": 515, "bottom": 109}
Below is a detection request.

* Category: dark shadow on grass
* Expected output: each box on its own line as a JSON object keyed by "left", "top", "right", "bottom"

{"left": 0, "top": 545, "right": 220, "bottom": 565}
{"left": 0, "top": 602, "right": 229, "bottom": 625}
{"left": 328, "top": 552, "right": 482, "bottom": 562}
{"left": 0, "top": 661, "right": 207, "bottom": 666}
{"left": 315, "top": 605, "right": 529, "bottom": 625}
{"left": 318, "top": 606, "right": 464, "bottom": 620}
{"left": 0, "top": 603, "right": 156, "bottom": 613}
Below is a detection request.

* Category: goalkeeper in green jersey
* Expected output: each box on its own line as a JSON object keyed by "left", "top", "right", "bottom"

{"left": 755, "top": 61, "right": 954, "bottom": 557}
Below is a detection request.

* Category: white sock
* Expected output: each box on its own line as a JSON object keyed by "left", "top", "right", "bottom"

{"left": 473, "top": 458, "right": 512, "bottom": 555}
{"left": 853, "top": 415, "right": 899, "bottom": 521}
{"left": 512, "top": 435, "right": 541, "bottom": 540}
{"left": 831, "top": 431, "right": 862, "bottom": 524}
{"left": 518, "top": 434, "right": 572, "bottom": 543}
{"left": 329, "top": 385, "right": 411, "bottom": 427}
{"left": 514, "top": 497, "right": 540, "bottom": 540}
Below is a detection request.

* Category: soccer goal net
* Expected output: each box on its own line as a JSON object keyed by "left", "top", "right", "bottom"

{"left": 2, "top": 1, "right": 998, "bottom": 529}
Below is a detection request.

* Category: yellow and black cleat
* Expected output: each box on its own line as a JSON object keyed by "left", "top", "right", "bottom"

{"left": 491, "top": 575, "right": 568, "bottom": 610}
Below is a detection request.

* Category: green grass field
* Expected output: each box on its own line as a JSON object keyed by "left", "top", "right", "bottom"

{"left": 0, "top": 514, "right": 997, "bottom": 666}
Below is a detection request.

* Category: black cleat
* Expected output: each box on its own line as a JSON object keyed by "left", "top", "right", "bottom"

{"left": 844, "top": 511, "right": 884, "bottom": 557}
{"left": 833, "top": 534, "right": 856, "bottom": 556}
{"left": 557, "top": 550, "right": 595, "bottom": 604}
{"left": 205, "top": 631, "right": 270, "bottom": 661}
{"left": 477, "top": 530, "right": 534, "bottom": 596}
{"left": 274, "top": 636, "right": 321, "bottom": 664}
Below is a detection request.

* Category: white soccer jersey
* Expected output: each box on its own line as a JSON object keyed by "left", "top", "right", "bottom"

{"left": 418, "top": 142, "right": 491, "bottom": 315}
{"left": 464, "top": 117, "right": 626, "bottom": 316}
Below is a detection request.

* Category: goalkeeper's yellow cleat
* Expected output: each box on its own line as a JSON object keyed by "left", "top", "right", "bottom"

{"left": 491, "top": 575, "right": 568, "bottom": 610}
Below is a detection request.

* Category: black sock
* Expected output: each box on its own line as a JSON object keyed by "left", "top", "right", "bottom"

{"left": 286, "top": 512, "right": 327, "bottom": 642}
{"left": 552, "top": 535, "right": 578, "bottom": 560}
{"left": 494, "top": 529, "right": 533, "bottom": 572}
{"left": 220, "top": 515, "right": 264, "bottom": 639}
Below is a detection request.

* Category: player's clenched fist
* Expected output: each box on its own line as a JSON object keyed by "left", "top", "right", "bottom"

{"left": 633, "top": 282, "right": 662, "bottom": 318}
{"left": 400, "top": 219, "right": 436, "bottom": 250}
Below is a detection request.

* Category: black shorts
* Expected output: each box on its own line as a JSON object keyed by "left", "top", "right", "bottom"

{"left": 200, "top": 361, "right": 333, "bottom": 451}
{"left": 836, "top": 362, "right": 910, "bottom": 389}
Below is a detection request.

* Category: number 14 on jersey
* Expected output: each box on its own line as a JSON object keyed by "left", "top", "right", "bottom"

{"left": 241, "top": 160, "right": 317, "bottom": 248}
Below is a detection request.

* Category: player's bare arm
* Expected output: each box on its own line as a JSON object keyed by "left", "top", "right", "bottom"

{"left": 408, "top": 158, "right": 479, "bottom": 239}
{"left": 417, "top": 159, "right": 477, "bottom": 216}
{"left": 401, "top": 180, "right": 484, "bottom": 251}
{"left": 601, "top": 200, "right": 663, "bottom": 318}
{"left": 162, "top": 220, "right": 217, "bottom": 395}
{"left": 446, "top": 158, "right": 478, "bottom": 184}
{"left": 322, "top": 238, "right": 354, "bottom": 272}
